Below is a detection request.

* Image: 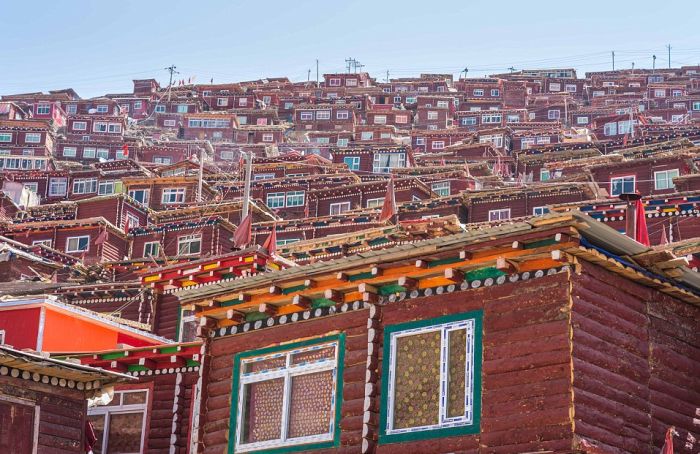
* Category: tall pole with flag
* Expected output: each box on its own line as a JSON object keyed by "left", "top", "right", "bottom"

{"left": 379, "top": 175, "right": 397, "bottom": 223}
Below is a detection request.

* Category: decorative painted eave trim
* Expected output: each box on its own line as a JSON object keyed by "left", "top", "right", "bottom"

{"left": 207, "top": 266, "right": 570, "bottom": 339}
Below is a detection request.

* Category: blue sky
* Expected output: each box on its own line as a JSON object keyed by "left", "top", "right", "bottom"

{"left": 2, "top": 0, "right": 699, "bottom": 98}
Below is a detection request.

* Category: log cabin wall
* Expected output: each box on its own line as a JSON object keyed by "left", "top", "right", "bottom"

{"left": 571, "top": 261, "right": 700, "bottom": 454}
{"left": 0, "top": 376, "right": 87, "bottom": 452}
{"left": 377, "top": 271, "right": 574, "bottom": 453}
{"left": 139, "top": 372, "right": 199, "bottom": 453}
{"left": 198, "top": 271, "right": 576, "bottom": 454}
{"left": 200, "top": 308, "right": 370, "bottom": 453}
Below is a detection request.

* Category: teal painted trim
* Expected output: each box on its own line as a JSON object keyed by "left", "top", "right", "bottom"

{"left": 245, "top": 311, "right": 268, "bottom": 322}
{"left": 220, "top": 298, "right": 241, "bottom": 308}
{"left": 427, "top": 256, "right": 462, "bottom": 268}
{"left": 312, "top": 298, "right": 336, "bottom": 308}
{"left": 378, "top": 310, "right": 483, "bottom": 445}
{"left": 282, "top": 284, "right": 307, "bottom": 295}
{"left": 227, "top": 334, "right": 346, "bottom": 454}
{"left": 465, "top": 267, "right": 505, "bottom": 281}
{"left": 349, "top": 271, "right": 374, "bottom": 281}
{"left": 378, "top": 284, "right": 406, "bottom": 295}
{"left": 523, "top": 238, "right": 558, "bottom": 249}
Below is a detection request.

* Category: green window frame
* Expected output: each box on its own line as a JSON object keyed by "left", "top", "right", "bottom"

{"left": 228, "top": 334, "right": 345, "bottom": 454}
{"left": 379, "top": 310, "right": 482, "bottom": 444}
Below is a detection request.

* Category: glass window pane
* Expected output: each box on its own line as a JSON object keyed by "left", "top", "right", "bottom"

{"left": 123, "top": 392, "right": 147, "bottom": 405}
{"left": 447, "top": 329, "right": 467, "bottom": 418}
{"left": 287, "top": 370, "right": 334, "bottom": 438}
{"left": 392, "top": 330, "right": 441, "bottom": 429}
{"left": 107, "top": 412, "right": 144, "bottom": 453}
{"left": 291, "top": 346, "right": 335, "bottom": 365}
{"left": 88, "top": 414, "right": 105, "bottom": 454}
{"left": 242, "top": 378, "right": 285, "bottom": 443}
{"left": 244, "top": 356, "right": 287, "bottom": 374}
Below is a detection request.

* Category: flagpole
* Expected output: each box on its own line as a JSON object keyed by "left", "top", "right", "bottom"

{"left": 241, "top": 151, "right": 253, "bottom": 219}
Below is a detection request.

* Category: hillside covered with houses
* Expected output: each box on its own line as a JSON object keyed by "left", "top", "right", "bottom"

{"left": 0, "top": 65, "right": 699, "bottom": 453}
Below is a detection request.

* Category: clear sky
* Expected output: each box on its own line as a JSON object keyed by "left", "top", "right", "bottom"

{"left": 2, "top": 0, "right": 699, "bottom": 98}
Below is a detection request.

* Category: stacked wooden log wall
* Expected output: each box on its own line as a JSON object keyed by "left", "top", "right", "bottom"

{"left": 140, "top": 371, "right": 198, "bottom": 453}
{"left": 200, "top": 308, "right": 369, "bottom": 453}
{"left": 377, "top": 271, "right": 574, "bottom": 453}
{"left": 571, "top": 262, "right": 700, "bottom": 453}
{"left": 0, "top": 376, "right": 86, "bottom": 452}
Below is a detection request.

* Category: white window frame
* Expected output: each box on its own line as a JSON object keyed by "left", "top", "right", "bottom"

{"left": 154, "top": 104, "right": 166, "bottom": 113}
{"left": 547, "top": 110, "right": 561, "bottom": 120}
{"left": 330, "top": 201, "right": 351, "bottom": 215}
{"left": 143, "top": 241, "right": 160, "bottom": 258}
{"left": 25, "top": 133, "right": 41, "bottom": 143}
{"left": 48, "top": 177, "right": 68, "bottom": 196}
{"left": 285, "top": 191, "right": 305, "bottom": 207}
{"left": 533, "top": 206, "right": 549, "bottom": 216}
{"left": 473, "top": 89, "right": 484, "bottom": 97}
{"left": 234, "top": 340, "right": 340, "bottom": 452}
{"left": 427, "top": 111, "right": 439, "bottom": 120}
{"left": 72, "top": 121, "right": 87, "bottom": 131}
{"left": 129, "top": 189, "right": 150, "bottom": 205}
{"left": 491, "top": 89, "right": 500, "bottom": 96}
{"left": 217, "top": 97, "right": 228, "bottom": 106}
{"left": 262, "top": 133, "right": 274, "bottom": 143}
{"left": 63, "top": 146, "right": 77, "bottom": 157}
{"left": 93, "top": 122, "right": 108, "bottom": 133}
{"left": 432, "top": 141, "right": 445, "bottom": 150}
{"left": 488, "top": 208, "right": 511, "bottom": 221}
{"left": 266, "top": 192, "right": 286, "bottom": 209}
{"left": 431, "top": 181, "right": 450, "bottom": 196}
{"left": 72, "top": 178, "right": 97, "bottom": 194}
{"left": 343, "top": 156, "right": 360, "bottom": 170}
{"left": 177, "top": 234, "right": 202, "bottom": 256}
{"left": 385, "top": 318, "right": 476, "bottom": 436}
{"left": 315, "top": 110, "right": 331, "bottom": 120}
{"left": 98, "top": 180, "right": 118, "bottom": 195}
{"left": 32, "top": 239, "right": 52, "bottom": 248}
{"left": 373, "top": 152, "right": 406, "bottom": 174}
{"left": 300, "top": 111, "right": 313, "bottom": 121}
{"left": 83, "top": 147, "right": 96, "bottom": 158}
{"left": 88, "top": 389, "right": 149, "bottom": 454}
{"left": 654, "top": 169, "right": 679, "bottom": 190}
{"left": 366, "top": 198, "right": 384, "bottom": 208}
{"left": 161, "top": 188, "right": 186, "bottom": 204}
{"left": 610, "top": 175, "right": 636, "bottom": 196}
{"left": 36, "top": 104, "right": 51, "bottom": 115}
{"left": 66, "top": 235, "right": 90, "bottom": 253}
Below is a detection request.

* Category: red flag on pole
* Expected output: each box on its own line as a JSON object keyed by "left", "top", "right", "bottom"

{"left": 659, "top": 222, "right": 669, "bottom": 246}
{"left": 635, "top": 199, "right": 650, "bottom": 246}
{"left": 94, "top": 228, "right": 108, "bottom": 245}
{"left": 379, "top": 176, "right": 397, "bottom": 223}
{"left": 661, "top": 427, "right": 675, "bottom": 454}
{"left": 122, "top": 144, "right": 129, "bottom": 158}
{"left": 123, "top": 216, "right": 130, "bottom": 235}
{"left": 262, "top": 224, "right": 277, "bottom": 255}
{"left": 233, "top": 213, "right": 252, "bottom": 248}
{"left": 622, "top": 133, "right": 629, "bottom": 147}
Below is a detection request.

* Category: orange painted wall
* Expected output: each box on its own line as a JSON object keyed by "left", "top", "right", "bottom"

{"left": 42, "top": 309, "right": 120, "bottom": 352}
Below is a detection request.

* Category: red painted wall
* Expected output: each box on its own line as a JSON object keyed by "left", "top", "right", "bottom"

{"left": 0, "top": 308, "right": 40, "bottom": 350}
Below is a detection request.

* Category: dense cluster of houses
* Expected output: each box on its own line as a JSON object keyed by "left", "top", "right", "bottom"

{"left": 0, "top": 66, "right": 699, "bottom": 453}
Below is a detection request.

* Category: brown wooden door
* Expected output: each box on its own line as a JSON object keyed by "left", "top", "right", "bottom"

{"left": 0, "top": 399, "right": 35, "bottom": 454}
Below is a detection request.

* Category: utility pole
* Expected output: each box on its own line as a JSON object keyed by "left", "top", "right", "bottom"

{"left": 611, "top": 51, "right": 615, "bottom": 71}
{"left": 653, "top": 55, "right": 657, "bottom": 73}
{"left": 345, "top": 58, "right": 353, "bottom": 73}
{"left": 386, "top": 70, "right": 390, "bottom": 83}
{"left": 307, "top": 69, "right": 311, "bottom": 83}
{"left": 165, "top": 65, "right": 179, "bottom": 102}
{"left": 316, "top": 59, "right": 320, "bottom": 88}
{"left": 241, "top": 151, "right": 253, "bottom": 219}
{"left": 667, "top": 44, "right": 672, "bottom": 69}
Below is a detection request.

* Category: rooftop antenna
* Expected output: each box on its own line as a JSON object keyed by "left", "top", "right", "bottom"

{"left": 652, "top": 55, "right": 657, "bottom": 73}
{"left": 462, "top": 67, "right": 469, "bottom": 78}
{"left": 508, "top": 66, "right": 516, "bottom": 73}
